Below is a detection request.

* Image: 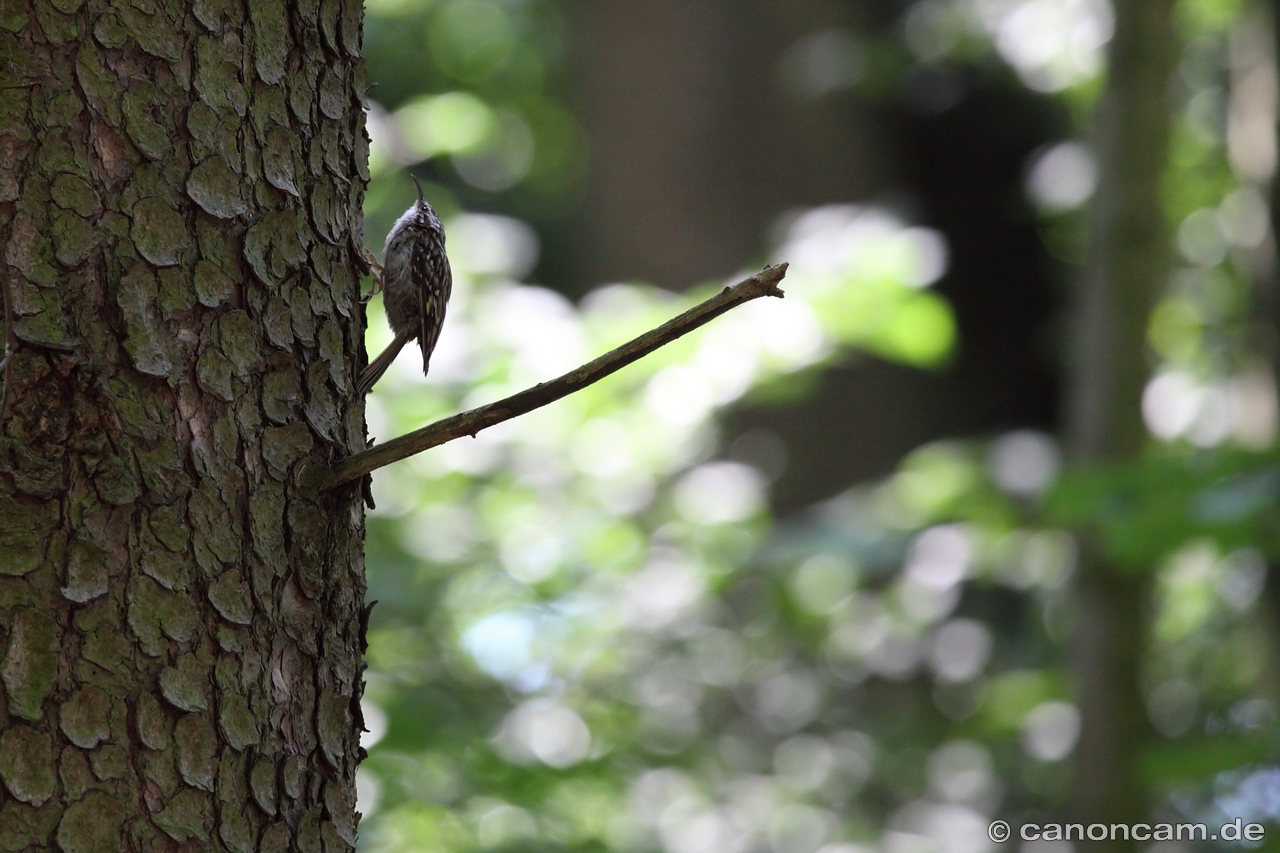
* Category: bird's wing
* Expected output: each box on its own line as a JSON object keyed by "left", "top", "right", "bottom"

{"left": 413, "top": 234, "right": 452, "bottom": 374}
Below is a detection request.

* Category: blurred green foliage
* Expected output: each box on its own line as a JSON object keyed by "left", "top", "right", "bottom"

{"left": 362, "top": 0, "right": 585, "bottom": 240}
{"left": 356, "top": 0, "right": 1280, "bottom": 851}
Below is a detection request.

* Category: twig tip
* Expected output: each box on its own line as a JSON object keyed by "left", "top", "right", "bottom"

{"left": 764, "top": 261, "right": 788, "bottom": 297}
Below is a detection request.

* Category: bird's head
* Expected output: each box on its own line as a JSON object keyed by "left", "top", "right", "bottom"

{"left": 408, "top": 174, "right": 442, "bottom": 232}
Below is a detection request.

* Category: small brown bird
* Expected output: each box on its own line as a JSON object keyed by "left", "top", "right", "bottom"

{"left": 358, "top": 175, "right": 453, "bottom": 396}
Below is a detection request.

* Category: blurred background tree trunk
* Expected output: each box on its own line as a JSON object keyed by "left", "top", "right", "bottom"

{"left": 1267, "top": 0, "right": 1280, "bottom": 394}
{"left": 0, "top": 1, "right": 370, "bottom": 849}
{"left": 1066, "top": 0, "right": 1177, "bottom": 840}
{"left": 564, "top": 0, "right": 1064, "bottom": 512}
{"left": 565, "top": 0, "right": 892, "bottom": 293}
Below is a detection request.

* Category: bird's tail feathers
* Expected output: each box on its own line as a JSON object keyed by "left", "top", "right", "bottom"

{"left": 357, "top": 331, "right": 414, "bottom": 396}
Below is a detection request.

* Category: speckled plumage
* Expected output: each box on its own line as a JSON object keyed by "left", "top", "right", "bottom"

{"left": 358, "top": 177, "right": 453, "bottom": 396}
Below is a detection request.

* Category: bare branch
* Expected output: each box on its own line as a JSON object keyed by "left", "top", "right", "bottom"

{"left": 327, "top": 263, "right": 788, "bottom": 489}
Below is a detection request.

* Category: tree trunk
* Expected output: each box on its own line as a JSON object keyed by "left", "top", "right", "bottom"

{"left": 564, "top": 0, "right": 893, "bottom": 295}
{"left": 1267, "top": 0, "right": 1280, "bottom": 380}
{"left": 0, "top": 1, "right": 370, "bottom": 850}
{"left": 1066, "top": 0, "right": 1177, "bottom": 843}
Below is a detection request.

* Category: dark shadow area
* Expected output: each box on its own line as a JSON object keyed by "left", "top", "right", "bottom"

{"left": 737, "top": 70, "right": 1069, "bottom": 512}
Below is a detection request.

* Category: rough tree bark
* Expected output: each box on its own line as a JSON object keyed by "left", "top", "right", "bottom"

{"left": 0, "top": 0, "right": 371, "bottom": 850}
{"left": 1066, "top": 0, "right": 1177, "bottom": 844}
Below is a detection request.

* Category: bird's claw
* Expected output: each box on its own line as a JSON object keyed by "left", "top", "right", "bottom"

{"left": 360, "top": 249, "right": 386, "bottom": 303}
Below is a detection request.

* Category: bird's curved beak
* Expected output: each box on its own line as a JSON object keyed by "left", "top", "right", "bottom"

{"left": 410, "top": 174, "right": 425, "bottom": 206}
